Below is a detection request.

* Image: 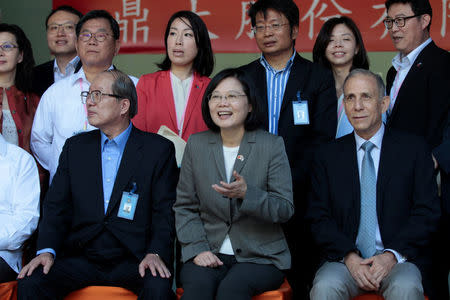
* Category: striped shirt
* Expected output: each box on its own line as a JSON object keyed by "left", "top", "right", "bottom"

{"left": 259, "top": 51, "right": 296, "bottom": 135}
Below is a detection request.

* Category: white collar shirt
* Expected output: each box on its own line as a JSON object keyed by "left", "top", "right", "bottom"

{"left": 30, "top": 66, "right": 138, "bottom": 182}
{"left": 389, "top": 38, "right": 432, "bottom": 111}
{"left": 0, "top": 134, "right": 40, "bottom": 273}
{"left": 53, "top": 56, "right": 80, "bottom": 83}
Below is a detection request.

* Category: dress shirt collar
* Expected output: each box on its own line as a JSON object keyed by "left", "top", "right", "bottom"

{"left": 71, "top": 64, "right": 114, "bottom": 86}
{"left": 53, "top": 56, "right": 80, "bottom": 74}
{"left": 392, "top": 38, "right": 432, "bottom": 71}
{"left": 259, "top": 49, "right": 296, "bottom": 73}
{"left": 0, "top": 134, "right": 7, "bottom": 157}
{"left": 354, "top": 123, "right": 385, "bottom": 152}
{"left": 101, "top": 122, "right": 132, "bottom": 153}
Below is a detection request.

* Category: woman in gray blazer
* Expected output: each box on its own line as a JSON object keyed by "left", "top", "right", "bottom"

{"left": 174, "top": 68, "right": 294, "bottom": 300}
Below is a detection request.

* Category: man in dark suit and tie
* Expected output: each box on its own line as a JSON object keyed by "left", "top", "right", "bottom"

{"left": 238, "top": 0, "right": 337, "bottom": 295}
{"left": 18, "top": 69, "right": 178, "bottom": 300}
{"left": 384, "top": 1, "right": 450, "bottom": 297}
{"left": 307, "top": 69, "right": 440, "bottom": 300}
{"left": 32, "top": 5, "right": 83, "bottom": 97}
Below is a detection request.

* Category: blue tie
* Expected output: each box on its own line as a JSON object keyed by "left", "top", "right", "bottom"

{"left": 356, "top": 141, "right": 377, "bottom": 258}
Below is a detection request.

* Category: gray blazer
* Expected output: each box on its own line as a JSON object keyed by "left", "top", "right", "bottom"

{"left": 174, "top": 129, "right": 294, "bottom": 270}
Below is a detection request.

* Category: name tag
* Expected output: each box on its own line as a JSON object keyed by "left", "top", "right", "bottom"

{"left": 117, "top": 191, "right": 138, "bottom": 220}
{"left": 292, "top": 101, "right": 310, "bottom": 125}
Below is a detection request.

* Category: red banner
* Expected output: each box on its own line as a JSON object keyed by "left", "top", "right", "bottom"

{"left": 53, "top": 0, "right": 450, "bottom": 53}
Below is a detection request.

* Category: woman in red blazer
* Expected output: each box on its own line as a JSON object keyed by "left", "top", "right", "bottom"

{"left": 133, "top": 11, "right": 214, "bottom": 142}
{"left": 0, "top": 24, "right": 48, "bottom": 194}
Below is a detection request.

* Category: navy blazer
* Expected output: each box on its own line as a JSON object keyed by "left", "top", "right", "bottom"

{"left": 307, "top": 129, "right": 440, "bottom": 275}
{"left": 32, "top": 59, "right": 82, "bottom": 97}
{"left": 239, "top": 53, "right": 336, "bottom": 212}
{"left": 36, "top": 126, "right": 178, "bottom": 265}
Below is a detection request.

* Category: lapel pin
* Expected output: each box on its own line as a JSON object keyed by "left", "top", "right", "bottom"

{"left": 237, "top": 155, "right": 244, "bottom": 161}
{"left": 195, "top": 85, "right": 199, "bottom": 89}
{"left": 416, "top": 62, "right": 422, "bottom": 68}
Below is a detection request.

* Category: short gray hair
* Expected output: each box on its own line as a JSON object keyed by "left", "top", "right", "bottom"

{"left": 343, "top": 68, "right": 386, "bottom": 100}
{"left": 102, "top": 69, "right": 137, "bottom": 118}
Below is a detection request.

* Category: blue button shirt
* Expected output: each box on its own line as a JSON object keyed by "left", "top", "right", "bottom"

{"left": 37, "top": 123, "right": 133, "bottom": 258}
{"left": 260, "top": 50, "right": 296, "bottom": 135}
{"left": 101, "top": 122, "right": 132, "bottom": 213}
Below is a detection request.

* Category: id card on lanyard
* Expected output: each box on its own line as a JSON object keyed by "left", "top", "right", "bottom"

{"left": 292, "top": 91, "right": 310, "bottom": 125}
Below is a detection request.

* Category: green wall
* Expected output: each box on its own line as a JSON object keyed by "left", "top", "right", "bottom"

{"left": 1, "top": 0, "right": 395, "bottom": 79}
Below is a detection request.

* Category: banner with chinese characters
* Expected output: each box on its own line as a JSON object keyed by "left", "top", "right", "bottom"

{"left": 53, "top": 0, "right": 450, "bottom": 53}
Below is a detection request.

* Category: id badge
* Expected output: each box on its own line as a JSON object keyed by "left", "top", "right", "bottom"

{"left": 292, "top": 101, "right": 310, "bottom": 125}
{"left": 118, "top": 192, "right": 138, "bottom": 220}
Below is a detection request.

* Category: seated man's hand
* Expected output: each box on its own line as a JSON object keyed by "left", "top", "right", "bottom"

{"left": 139, "top": 253, "right": 171, "bottom": 278}
{"left": 344, "top": 252, "right": 378, "bottom": 291}
{"left": 17, "top": 252, "right": 54, "bottom": 279}
{"left": 193, "top": 251, "right": 223, "bottom": 268}
{"left": 361, "top": 251, "right": 397, "bottom": 288}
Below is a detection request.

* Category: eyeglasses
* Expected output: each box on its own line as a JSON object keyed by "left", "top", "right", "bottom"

{"left": 383, "top": 15, "right": 421, "bottom": 29}
{"left": 47, "top": 23, "right": 76, "bottom": 34}
{"left": 208, "top": 92, "right": 247, "bottom": 104}
{"left": 252, "top": 23, "right": 288, "bottom": 34}
{"left": 0, "top": 43, "right": 18, "bottom": 52}
{"left": 81, "top": 90, "right": 123, "bottom": 104}
{"left": 78, "top": 31, "right": 110, "bottom": 42}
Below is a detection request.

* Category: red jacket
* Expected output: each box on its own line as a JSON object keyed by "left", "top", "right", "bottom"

{"left": 0, "top": 86, "right": 48, "bottom": 193}
{"left": 133, "top": 70, "right": 209, "bottom": 141}
{"left": 0, "top": 85, "right": 39, "bottom": 153}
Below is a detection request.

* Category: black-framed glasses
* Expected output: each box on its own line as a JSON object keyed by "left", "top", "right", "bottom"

{"left": 252, "top": 23, "right": 288, "bottom": 34}
{"left": 47, "top": 23, "right": 76, "bottom": 34}
{"left": 81, "top": 90, "right": 123, "bottom": 104}
{"left": 78, "top": 31, "right": 110, "bottom": 42}
{"left": 0, "top": 43, "right": 19, "bottom": 52}
{"left": 383, "top": 15, "right": 421, "bottom": 29}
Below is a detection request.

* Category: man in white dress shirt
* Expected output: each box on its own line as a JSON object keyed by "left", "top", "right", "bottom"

{"left": 31, "top": 10, "right": 138, "bottom": 182}
{"left": 0, "top": 111, "right": 40, "bottom": 283}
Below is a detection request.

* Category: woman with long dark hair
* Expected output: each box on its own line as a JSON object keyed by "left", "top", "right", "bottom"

{"left": 0, "top": 23, "right": 39, "bottom": 152}
{"left": 313, "top": 17, "right": 369, "bottom": 138}
{"left": 133, "top": 11, "right": 214, "bottom": 142}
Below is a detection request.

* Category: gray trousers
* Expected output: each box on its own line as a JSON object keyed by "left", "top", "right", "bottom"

{"left": 310, "top": 261, "right": 424, "bottom": 300}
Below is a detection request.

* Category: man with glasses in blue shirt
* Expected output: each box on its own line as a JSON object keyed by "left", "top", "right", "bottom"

{"left": 18, "top": 69, "right": 177, "bottom": 300}
{"left": 384, "top": 0, "right": 450, "bottom": 298}
{"left": 239, "top": 0, "right": 337, "bottom": 297}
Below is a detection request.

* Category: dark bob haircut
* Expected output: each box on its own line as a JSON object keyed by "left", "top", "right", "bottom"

{"left": 385, "top": 0, "right": 432, "bottom": 31}
{"left": 157, "top": 11, "right": 214, "bottom": 77}
{"left": 248, "top": 0, "right": 299, "bottom": 44}
{"left": 0, "top": 23, "right": 35, "bottom": 93}
{"left": 313, "top": 16, "right": 369, "bottom": 71}
{"left": 201, "top": 68, "right": 261, "bottom": 132}
{"left": 76, "top": 10, "right": 120, "bottom": 40}
{"left": 45, "top": 5, "right": 83, "bottom": 28}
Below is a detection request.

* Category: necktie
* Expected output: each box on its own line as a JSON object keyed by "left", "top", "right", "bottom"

{"left": 356, "top": 141, "right": 377, "bottom": 258}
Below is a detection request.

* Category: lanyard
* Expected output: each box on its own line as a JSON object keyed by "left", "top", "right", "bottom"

{"left": 79, "top": 78, "right": 88, "bottom": 131}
